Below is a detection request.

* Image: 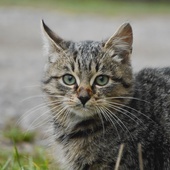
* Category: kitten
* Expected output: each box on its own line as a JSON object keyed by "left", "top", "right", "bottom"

{"left": 41, "top": 20, "right": 170, "bottom": 170}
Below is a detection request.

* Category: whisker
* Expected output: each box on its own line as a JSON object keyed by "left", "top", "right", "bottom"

{"left": 25, "top": 109, "right": 53, "bottom": 132}
{"left": 63, "top": 109, "right": 71, "bottom": 125}
{"left": 102, "top": 106, "right": 134, "bottom": 141}
{"left": 25, "top": 103, "right": 64, "bottom": 131}
{"left": 20, "top": 95, "right": 46, "bottom": 103}
{"left": 20, "top": 93, "right": 65, "bottom": 104}
{"left": 102, "top": 106, "right": 127, "bottom": 133}
{"left": 102, "top": 96, "right": 150, "bottom": 104}
{"left": 95, "top": 106, "right": 106, "bottom": 136}
{"left": 108, "top": 101, "right": 155, "bottom": 123}
{"left": 53, "top": 105, "right": 69, "bottom": 121}
{"left": 106, "top": 102, "right": 143, "bottom": 124}
{"left": 99, "top": 106, "right": 121, "bottom": 140}
{"left": 29, "top": 115, "right": 51, "bottom": 130}
{"left": 16, "top": 100, "right": 62, "bottom": 126}
{"left": 17, "top": 102, "right": 48, "bottom": 126}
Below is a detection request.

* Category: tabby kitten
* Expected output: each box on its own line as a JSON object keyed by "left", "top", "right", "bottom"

{"left": 41, "top": 20, "right": 170, "bottom": 170}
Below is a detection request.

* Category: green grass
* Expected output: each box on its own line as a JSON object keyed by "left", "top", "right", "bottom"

{"left": 0, "top": 146, "right": 49, "bottom": 170}
{"left": 0, "top": 145, "right": 50, "bottom": 170}
{"left": 3, "top": 126, "right": 35, "bottom": 143}
{"left": 0, "top": 0, "right": 170, "bottom": 16}
{"left": 0, "top": 125, "right": 56, "bottom": 170}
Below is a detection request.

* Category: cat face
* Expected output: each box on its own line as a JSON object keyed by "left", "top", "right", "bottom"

{"left": 41, "top": 21, "right": 133, "bottom": 119}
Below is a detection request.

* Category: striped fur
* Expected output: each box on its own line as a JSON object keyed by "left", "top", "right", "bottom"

{"left": 41, "top": 21, "right": 170, "bottom": 170}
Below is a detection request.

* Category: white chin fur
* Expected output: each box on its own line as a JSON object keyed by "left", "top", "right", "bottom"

{"left": 71, "top": 107, "right": 95, "bottom": 118}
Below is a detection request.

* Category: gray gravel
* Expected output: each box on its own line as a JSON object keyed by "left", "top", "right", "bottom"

{"left": 0, "top": 7, "right": 170, "bottom": 132}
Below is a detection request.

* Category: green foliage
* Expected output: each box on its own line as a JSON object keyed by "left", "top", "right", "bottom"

{"left": 0, "top": 0, "right": 170, "bottom": 15}
{"left": 0, "top": 146, "right": 50, "bottom": 170}
{"left": 0, "top": 126, "right": 56, "bottom": 170}
{"left": 4, "top": 127, "right": 35, "bottom": 143}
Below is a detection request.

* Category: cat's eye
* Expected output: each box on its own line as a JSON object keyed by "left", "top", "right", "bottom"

{"left": 95, "top": 75, "right": 109, "bottom": 86}
{"left": 62, "top": 74, "right": 76, "bottom": 85}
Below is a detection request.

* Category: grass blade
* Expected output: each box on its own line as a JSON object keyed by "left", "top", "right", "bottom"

{"left": 1, "top": 157, "right": 11, "bottom": 170}
{"left": 114, "top": 143, "right": 124, "bottom": 170}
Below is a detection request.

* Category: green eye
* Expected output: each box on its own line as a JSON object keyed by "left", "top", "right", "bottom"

{"left": 63, "top": 74, "right": 76, "bottom": 85}
{"left": 95, "top": 75, "right": 109, "bottom": 86}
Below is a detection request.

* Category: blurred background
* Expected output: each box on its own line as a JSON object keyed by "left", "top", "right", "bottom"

{"left": 0, "top": 0, "right": 170, "bottom": 168}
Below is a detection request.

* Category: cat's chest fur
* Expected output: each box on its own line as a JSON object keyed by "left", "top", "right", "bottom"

{"left": 54, "top": 125, "right": 122, "bottom": 170}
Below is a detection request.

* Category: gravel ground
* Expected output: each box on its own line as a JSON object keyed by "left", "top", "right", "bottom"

{"left": 0, "top": 7, "right": 170, "bottom": 133}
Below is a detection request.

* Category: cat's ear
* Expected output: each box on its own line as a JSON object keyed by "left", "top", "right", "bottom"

{"left": 103, "top": 23, "right": 133, "bottom": 63}
{"left": 41, "top": 20, "right": 68, "bottom": 56}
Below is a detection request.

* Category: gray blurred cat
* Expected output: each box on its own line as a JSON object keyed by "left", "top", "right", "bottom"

{"left": 41, "top": 20, "right": 170, "bottom": 170}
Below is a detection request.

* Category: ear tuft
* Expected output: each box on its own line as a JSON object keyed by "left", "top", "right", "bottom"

{"left": 104, "top": 23, "right": 133, "bottom": 50}
{"left": 41, "top": 20, "right": 65, "bottom": 54}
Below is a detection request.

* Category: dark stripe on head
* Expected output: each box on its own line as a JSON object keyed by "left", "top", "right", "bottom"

{"left": 71, "top": 62, "right": 75, "bottom": 72}
{"left": 95, "top": 63, "right": 99, "bottom": 72}
{"left": 78, "top": 59, "right": 81, "bottom": 70}
{"left": 63, "top": 66, "right": 70, "bottom": 71}
{"left": 73, "top": 51, "right": 78, "bottom": 62}
{"left": 89, "top": 59, "right": 92, "bottom": 71}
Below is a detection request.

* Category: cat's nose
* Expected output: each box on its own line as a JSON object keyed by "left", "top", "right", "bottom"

{"left": 77, "top": 87, "right": 91, "bottom": 106}
{"left": 78, "top": 95, "right": 91, "bottom": 106}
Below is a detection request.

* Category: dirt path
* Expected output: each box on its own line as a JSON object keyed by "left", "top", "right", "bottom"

{"left": 0, "top": 7, "right": 170, "bottom": 131}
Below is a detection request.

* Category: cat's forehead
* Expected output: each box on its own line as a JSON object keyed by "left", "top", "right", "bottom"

{"left": 71, "top": 41, "right": 103, "bottom": 58}
{"left": 74, "top": 40, "right": 102, "bottom": 49}
{"left": 67, "top": 41, "right": 104, "bottom": 73}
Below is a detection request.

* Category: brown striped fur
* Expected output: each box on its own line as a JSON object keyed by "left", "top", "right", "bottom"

{"left": 41, "top": 20, "right": 170, "bottom": 170}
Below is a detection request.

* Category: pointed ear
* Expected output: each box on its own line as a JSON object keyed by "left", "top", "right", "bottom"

{"left": 41, "top": 20, "right": 67, "bottom": 55}
{"left": 103, "top": 23, "right": 133, "bottom": 63}
{"left": 104, "top": 23, "right": 133, "bottom": 49}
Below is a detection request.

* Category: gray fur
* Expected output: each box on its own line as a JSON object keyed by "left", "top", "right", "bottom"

{"left": 41, "top": 21, "right": 170, "bottom": 170}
